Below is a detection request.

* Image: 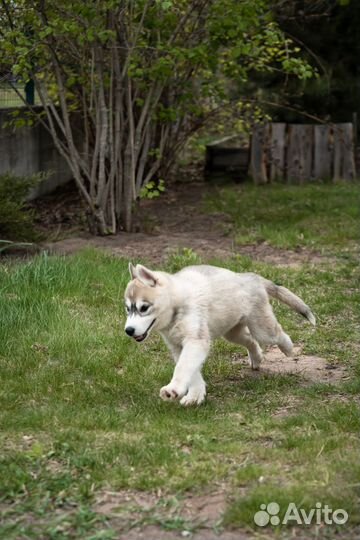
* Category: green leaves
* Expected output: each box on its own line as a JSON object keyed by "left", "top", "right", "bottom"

{"left": 282, "top": 58, "right": 314, "bottom": 80}
{"left": 140, "top": 179, "right": 165, "bottom": 200}
{"left": 0, "top": 0, "right": 316, "bottom": 234}
{"left": 0, "top": 0, "right": 314, "bottom": 121}
{"left": 158, "top": 0, "right": 173, "bottom": 9}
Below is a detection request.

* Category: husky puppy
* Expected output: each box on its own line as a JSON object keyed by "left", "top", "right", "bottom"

{"left": 124, "top": 263, "right": 315, "bottom": 406}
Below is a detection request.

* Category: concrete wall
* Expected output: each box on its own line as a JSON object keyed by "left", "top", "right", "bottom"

{"left": 0, "top": 107, "right": 73, "bottom": 198}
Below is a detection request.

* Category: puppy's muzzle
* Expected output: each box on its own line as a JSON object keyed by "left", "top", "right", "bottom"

{"left": 125, "top": 318, "right": 156, "bottom": 343}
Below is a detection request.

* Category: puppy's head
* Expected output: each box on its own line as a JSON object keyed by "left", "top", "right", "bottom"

{"left": 124, "top": 263, "right": 166, "bottom": 342}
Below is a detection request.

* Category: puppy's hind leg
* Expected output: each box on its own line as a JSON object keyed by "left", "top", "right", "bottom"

{"left": 225, "top": 324, "right": 264, "bottom": 370}
{"left": 277, "top": 330, "right": 293, "bottom": 357}
{"left": 248, "top": 304, "right": 293, "bottom": 357}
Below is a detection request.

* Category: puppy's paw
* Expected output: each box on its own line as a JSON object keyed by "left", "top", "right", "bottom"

{"left": 180, "top": 385, "right": 206, "bottom": 406}
{"left": 160, "top": 381, "right": 187, "bottom": 402}
{"left": 278, "top": 333, "right": 293, "bottom": 357}
{"left": 248, "top": 352, "right": 263, "bottom": 370}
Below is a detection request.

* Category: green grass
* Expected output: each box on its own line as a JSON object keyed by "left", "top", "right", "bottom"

{"left": 205, "top": 181, "right": 360, "bottom": 252}
{"left": 1, "top": 183, "right": 360, "bottom": 538}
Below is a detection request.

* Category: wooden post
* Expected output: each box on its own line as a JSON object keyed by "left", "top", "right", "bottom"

{"left": 352, "top": 112, "right": 357, "bottom": 150}
{"left": 333, "top": 124, "right": 343, "bottom": 181}
{"left": 333, "top": 123, "right": 356, "bottom": 181}
{"left": 314, "top": 125, "right": 332, "bottom": 180}
{"left": 287, "top": 124, "right": 313, "bottom": 183}
{"left": 269, "top": 123, "right": 286, "bottom": 181}
{"left": 250, "top": 124, "right": 269, "bottom": 184}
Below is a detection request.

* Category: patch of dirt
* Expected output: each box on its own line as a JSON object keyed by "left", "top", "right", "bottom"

{"left": 182, "top": 492, "right": 227, "bottom": 524}
{"left": 94, "top": 489, "right": 158, "bottom": 518}
{"left": 93, "top": 489, "right": 250, "bottom": 540}
{"left": 94, "top": 489, "right": 226, "bottom": 526}
{"left": 234, "top": 346, "right": 349, "bottom": 386}
{"left": 115, "top": 526, "right": 248, "bottom": 540}
{"left": 93, "top": 487, "right": 358, "bottom": 539}
{"left": 31, "top": 181, "right": 86, "bottom": 236}
{"left": 37, "top": 180, "right": 332, "bottom": 267}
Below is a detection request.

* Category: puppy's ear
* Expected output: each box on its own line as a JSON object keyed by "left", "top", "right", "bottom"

{"left": 136, "top": 264, "right": 157, "bottom": 287}
{"left": 129, "top": 262, "right": 137, "bottom": 280}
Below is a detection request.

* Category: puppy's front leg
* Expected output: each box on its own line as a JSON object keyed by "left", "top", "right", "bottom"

{"left": 160, "top": 339, "right": 209, "bottom": 403}
{"left": 180, "top": 371, "right": 206, "bottom": 406}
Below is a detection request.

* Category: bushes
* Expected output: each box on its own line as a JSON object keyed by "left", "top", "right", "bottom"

{"left": 0, "top": 172, "right": 44, "bottom": 241}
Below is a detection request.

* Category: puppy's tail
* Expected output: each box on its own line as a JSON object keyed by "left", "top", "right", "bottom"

{"left": 262, "top": 278, "right": 316, "bottom": 326}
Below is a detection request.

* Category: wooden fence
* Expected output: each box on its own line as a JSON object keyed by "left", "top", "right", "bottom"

{"left": 250, "top": 122, "right": 356, "bottom": 183}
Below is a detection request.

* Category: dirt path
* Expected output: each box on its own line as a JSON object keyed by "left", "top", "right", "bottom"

{"left": 40, "top": 181, "right": 331, "bottom": 267}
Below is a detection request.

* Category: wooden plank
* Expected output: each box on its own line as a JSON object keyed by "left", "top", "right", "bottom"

{"left": 333, "top": 125, "right": 342, "bottom": 181}
{"left": 250, "top": 124, "right": 269, "bottom": 184}
{"left": 287, "top": 124, "right": 313, "bottom": 183}
{"left": 286, "top": 124, "right": 301, "bottom": 183}
{"left": 342, "top": 123, "right": 356, "bottom": 180}
{"left": 301, "top": 125, "right": 313, "bottom": 182}
{"left": 314, "top": 125, "right": 332, "bottom": 179}
{"left": 269, "top": 123, "right": 286, "bottom": 181}
{"left": 333, "top": 123, "right": 356, "bottom": 181}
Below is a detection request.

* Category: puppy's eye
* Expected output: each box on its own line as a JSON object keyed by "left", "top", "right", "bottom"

{"left": 140, "top": 305, "right": 149, "bottom": 313}
{"left": 125, "top": 305, "right": 130, "bottom": 313}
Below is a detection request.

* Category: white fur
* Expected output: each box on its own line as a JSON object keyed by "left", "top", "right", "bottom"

{"left": 124, "top": 264, "right": 315, "bottom": 406}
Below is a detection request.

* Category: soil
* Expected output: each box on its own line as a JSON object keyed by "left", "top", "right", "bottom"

{"left": 234, "top": 345, "right": 349, "bottom": 386}
{"left": 94, "top": 489, "right": 234, "bottom": 539}
{"left": 34, "top": 179, "right": 332, "bottom": 267}
{"left": 93, "top": 481, "right": 358, "bottom": 540}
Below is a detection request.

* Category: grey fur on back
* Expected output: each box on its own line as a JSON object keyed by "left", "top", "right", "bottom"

{"left": 177, "top": 265, "right": 316, "bottom": 325}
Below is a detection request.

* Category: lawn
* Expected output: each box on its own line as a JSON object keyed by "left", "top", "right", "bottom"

{"left": 1, "top": 182, "right": 359, "bottom": 539}
{"left": 205, "top": 182, "right": 360, "bottom": 252}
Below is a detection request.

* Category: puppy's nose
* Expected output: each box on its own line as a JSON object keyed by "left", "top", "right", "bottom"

{"left": 125, "top": 326, "right": 135, "bottom": 337}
